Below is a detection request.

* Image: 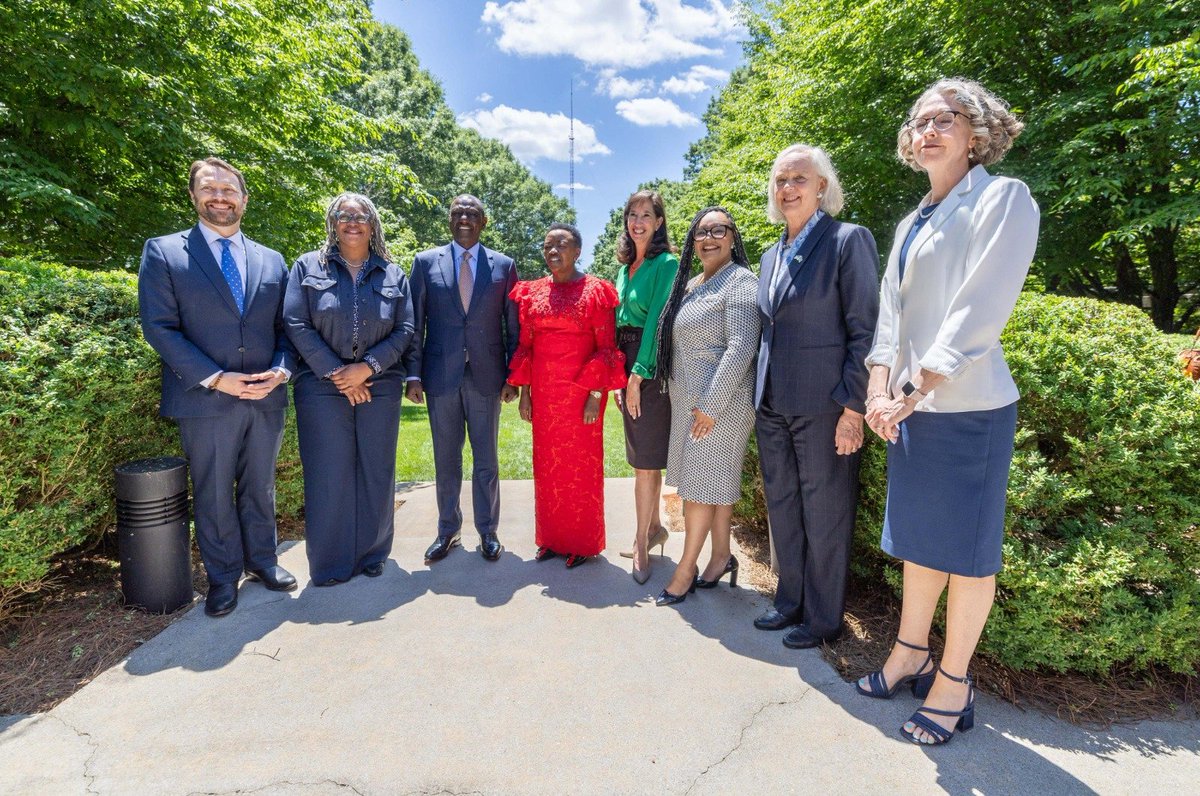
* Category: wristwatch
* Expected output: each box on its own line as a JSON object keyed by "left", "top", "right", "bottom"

{"left": 901, "top": 381, "right": 927, "bottom": 400}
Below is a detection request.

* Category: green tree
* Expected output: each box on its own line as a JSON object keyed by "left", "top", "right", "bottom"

{"left": 676, "top": 0, "right": 1199, "bottom": 329}
{"left": 0, "top": 0, "right": 418, "bottom": 266}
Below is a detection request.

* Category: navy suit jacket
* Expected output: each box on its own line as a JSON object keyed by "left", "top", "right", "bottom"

{"left": 139, "top": 225, "right": 294, "bottom": 418}
{"left": 755, "top": 215, "right": 879, "bottom": 416}
{"left": 401, "top": 243, "right": 519, "bottom": 397}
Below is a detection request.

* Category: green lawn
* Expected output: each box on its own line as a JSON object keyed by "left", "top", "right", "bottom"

{"left": 396, "top": 399, "right": 634, "bottom": 480}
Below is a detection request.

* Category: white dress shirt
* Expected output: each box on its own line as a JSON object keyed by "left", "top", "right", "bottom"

{"left": 196, "top": 222, "right": 289, "bottom": 387}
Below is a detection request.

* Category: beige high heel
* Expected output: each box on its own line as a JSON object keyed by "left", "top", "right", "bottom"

{"left": 619, "top": 526, "right": 668, "bottom": 558}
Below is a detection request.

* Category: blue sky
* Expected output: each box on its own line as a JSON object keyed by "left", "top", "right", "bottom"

{"left": 373, "top": 0, "right": 748, "bottom": 266}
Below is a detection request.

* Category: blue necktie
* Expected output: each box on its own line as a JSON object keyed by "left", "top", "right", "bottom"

{"left": 218, "top": 238, "right": 245, "bottom": 314}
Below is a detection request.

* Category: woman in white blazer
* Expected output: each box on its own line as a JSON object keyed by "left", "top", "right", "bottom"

{"left": 857, "top": 78, "right": 1040, "bottom": 746}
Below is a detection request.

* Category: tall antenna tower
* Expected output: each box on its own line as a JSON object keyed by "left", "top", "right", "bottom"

{"left": 569, "top": 79, "right": 575, "bottom": 210}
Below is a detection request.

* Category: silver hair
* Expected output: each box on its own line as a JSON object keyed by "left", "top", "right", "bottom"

{"left": 318, "top": 192, "right": 392, "bottom": 266}
{"left": 897, "top": 77, "right": 1024, "bottom": 171}
{"left": 765, "top": 144, "right": 845, "bottom": 223}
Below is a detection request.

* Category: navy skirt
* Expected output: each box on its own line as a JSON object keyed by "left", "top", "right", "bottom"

{"left": 881, "top": 402, "right": 1018, "bottom": 577}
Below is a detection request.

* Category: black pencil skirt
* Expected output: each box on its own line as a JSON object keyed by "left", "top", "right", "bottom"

{"left": 617, "top": 327, "right": 671, "bottom": 470}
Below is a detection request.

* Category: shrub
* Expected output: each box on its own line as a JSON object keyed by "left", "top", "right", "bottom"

{"left": 0, "top": 258, "right": 303, "bottom": 615}
{"left": 741, "top": 293, "right": 1200, "bottom": 676}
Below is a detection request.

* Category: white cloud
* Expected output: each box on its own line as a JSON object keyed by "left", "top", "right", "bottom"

{"left": 476, "top": 92, "right": 494, "bottom": 103}
{"left": 614, "top": 97, "right": 699, "bottom": 127}
{"left": 457, "top": 105, "right": 611, "bottom": 163}
{"left": 660, "top": 64, "right": 729, "bottom": 95}
{"left": 595, "top": 68, "right": 655, "bottom": 99}
{"left": 481, "top": 0, "right": 744, "bottom": 69}
{"left": 555, "top": 182, "right": 595, "bottom": 191}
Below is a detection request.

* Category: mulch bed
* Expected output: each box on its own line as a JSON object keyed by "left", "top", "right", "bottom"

{"left": 1, "top": 508, "right": 1194, "bottom": 726}
{"left": 724, "top": 521, "right": 1198, "bottom": 729}
{"left": 0, "top": 516, "right": 304, "bottom": 717}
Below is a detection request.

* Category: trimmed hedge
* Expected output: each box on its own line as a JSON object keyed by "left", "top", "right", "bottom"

{"left": 0, "top": 258, "right": 303, "bottom": 611}
{"left": 742, "top": 293, "right": 1200, "bottom": 676}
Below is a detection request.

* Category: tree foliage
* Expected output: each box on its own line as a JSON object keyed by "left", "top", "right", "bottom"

{"left": 671, "top": 0, "right": 1199, "bottom": 329}
{"left": 0, "top": 0, "right": 420, "bottom": 266}
{"left": 0, "top": 6, "right": 567, "bottom": 274}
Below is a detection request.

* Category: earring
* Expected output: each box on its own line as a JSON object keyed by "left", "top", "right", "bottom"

{"left": 817, "top": 192, "right": 824, "bottom": 199}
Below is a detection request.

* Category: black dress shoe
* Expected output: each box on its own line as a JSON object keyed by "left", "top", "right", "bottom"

{"left": 425, "top": 532, "right": 462, "bottom": 562}
{"left": 754, "top": 608, "right": 800, "bottom": 631}
{"left": 205, "top": 581, "right": 238, "bottom": 617}
{"left": 782, "top": 625, "right": 843, "bottom": 649}
{"left": 246, "top": 565, "right": 298, "bottom": 592}
{"left": 362, "top": 562, "right": 385, "bottom": 577}
{"left": 480, "top": 532, "right": 503, "bottom": 561}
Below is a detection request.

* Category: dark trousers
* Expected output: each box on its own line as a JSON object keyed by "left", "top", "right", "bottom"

{"left": 294, "top": 372, "right": 402, "bottom": 584}
{"left": 756, "top": 399, "right": 860, "bottom": 638}
{"left": 177, "top": 403, "right": 285, "bottom": 585}
{"left": 426, "top": 363, "right": 502, "bottom": 537}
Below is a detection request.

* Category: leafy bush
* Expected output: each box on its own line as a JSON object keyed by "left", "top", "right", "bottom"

{"left": 0, "top": 258, "right": 302, "bottom": 614}
{"left": 742, "top": 293, "right": 1200, "bottom": 676}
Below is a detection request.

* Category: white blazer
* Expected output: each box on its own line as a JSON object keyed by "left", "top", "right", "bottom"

{"left": 866, "top": 165, "right": 1040, "bottom": 412}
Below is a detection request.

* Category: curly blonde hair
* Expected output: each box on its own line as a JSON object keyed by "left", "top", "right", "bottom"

{"left": 896, "top": 78, "right": 1024, "bottom": 171}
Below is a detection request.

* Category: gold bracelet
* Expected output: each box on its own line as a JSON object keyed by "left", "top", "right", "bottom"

{"left": 211, "top": 372, "right": 224, "bottom": 391}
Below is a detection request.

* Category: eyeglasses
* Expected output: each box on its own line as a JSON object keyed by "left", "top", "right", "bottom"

{"left": 904, "top": 110, "right": 965, "bottom": 133}
{"left": 335, "top": 211, "right": 372, "bottom": 224}
{"left": 693, "top": 224, "right": 730, "bottom": 241}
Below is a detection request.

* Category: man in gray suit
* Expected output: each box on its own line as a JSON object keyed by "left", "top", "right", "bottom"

{"left": 404, "top": 195, "right": 519, "bottom": 563}
{"left": 139, "top": 157, "right": 296, "bottom": 617}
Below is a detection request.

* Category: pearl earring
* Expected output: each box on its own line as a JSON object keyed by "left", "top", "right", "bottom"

{"left": 817, "top": 192, "right": 824, "bottom": 199}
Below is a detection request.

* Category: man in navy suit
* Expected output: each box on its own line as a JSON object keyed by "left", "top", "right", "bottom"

{"left": 139, "top": 157, "right": 297, "bottom": 617}
{"left": 403, "top": 195, "right": 519, "bottom": 563}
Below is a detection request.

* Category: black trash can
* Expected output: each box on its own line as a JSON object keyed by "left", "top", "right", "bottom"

{"left": 114, "top": 457, "right": 193, "bottom": 613}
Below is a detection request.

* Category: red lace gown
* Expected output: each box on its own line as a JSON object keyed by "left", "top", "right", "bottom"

{"left": 507, "top": 275, "right": 627, "bottom": 556}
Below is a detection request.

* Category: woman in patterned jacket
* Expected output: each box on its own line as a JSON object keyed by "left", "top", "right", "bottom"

{"left": 652, "top": 207, "right": 761, "bottom": 606}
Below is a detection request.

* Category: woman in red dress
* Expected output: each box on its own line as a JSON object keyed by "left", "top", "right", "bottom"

{"left": 508, "top": 223, "right": 626, "bottom": 567}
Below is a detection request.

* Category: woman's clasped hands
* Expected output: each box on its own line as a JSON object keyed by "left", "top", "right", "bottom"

{"left": 330, "top": 362, "right": 374, "bottom": 406}
{"left": 865, "top": 393, "right": 914, "bottom": 443}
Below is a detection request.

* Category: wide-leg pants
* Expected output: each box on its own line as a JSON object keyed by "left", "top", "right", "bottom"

{"left": 294, "top": 370, "right": 403, "bottom": 584}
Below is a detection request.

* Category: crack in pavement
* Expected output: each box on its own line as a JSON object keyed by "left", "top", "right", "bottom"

{"left": 185, "top": 780, "right": 366, "bottom": 795}
{"left": 50, "top": 714, "right": 101, "bottom": 795}
{"left": 684, "top": 687, "right": 814, "bottom": 795}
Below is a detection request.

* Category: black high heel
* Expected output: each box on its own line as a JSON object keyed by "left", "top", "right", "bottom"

{"left": 695, "top": 555, "right": 739, "bottom": 589}
{"left": 855, "top": 638, "right": 935, "bottom": 699}
{"left": 534, "top": 546, "right": 557, "bottom": 562}
{"left": 901, "top": 667, "right": 975, "bottom": 746}
{"left": 655, "top": 567, "right": 698, "bottom": 606}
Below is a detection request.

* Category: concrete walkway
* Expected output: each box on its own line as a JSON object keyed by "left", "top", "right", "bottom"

{"left": 1, "top": 479, "right": 1197, "bottom": 795}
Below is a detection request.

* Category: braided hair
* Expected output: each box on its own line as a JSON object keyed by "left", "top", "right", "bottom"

{"left": 652, "top": 206, "right": 750, "bottom": 387}
{"left": 318, "top": 192, "right": 392, "bottom": 268}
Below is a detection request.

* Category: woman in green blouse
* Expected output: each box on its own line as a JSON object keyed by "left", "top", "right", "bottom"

{"left": 613, "top": 190, "right": 680, "bottom": 584}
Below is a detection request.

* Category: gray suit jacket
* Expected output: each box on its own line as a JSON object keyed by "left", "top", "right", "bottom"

{"left": 755, "top": 215, "right": 879, "bottom": 415}
{"left": 401, "top": 243, "right": 519, "bottom": 397}
{"left": 138, "top": 225, "right": 293, "bottom": 418}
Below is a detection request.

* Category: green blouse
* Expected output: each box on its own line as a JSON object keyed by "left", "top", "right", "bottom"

{"left": 614, "top": 250, "right": 680, "bottom": 379}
